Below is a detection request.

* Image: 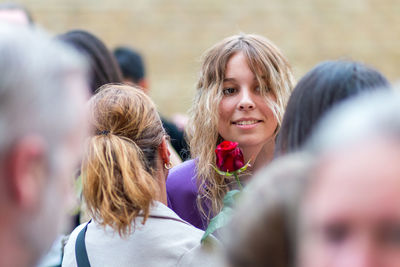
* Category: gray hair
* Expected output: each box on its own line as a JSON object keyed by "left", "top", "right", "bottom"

{"left": 0, "top": 24, "right": 88, "bottom": 159}
{"left": 0, "top": 2, "right": 33, "bottom": 24}
{"left": 306, "top": 87, "right": 400, "bottom": 155}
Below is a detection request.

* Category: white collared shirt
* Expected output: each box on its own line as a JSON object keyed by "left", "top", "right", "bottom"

{"left": 62, "top": 201, "right": 220, "bottom": 267}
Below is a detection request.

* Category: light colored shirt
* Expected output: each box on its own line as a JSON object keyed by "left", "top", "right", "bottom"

{"left": 62, "top": 201, "right": 220, "bottom": 267}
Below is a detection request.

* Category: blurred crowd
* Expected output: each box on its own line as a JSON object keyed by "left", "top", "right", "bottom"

{"left": 0, "top": 2, "right": 399, "bottom": 267}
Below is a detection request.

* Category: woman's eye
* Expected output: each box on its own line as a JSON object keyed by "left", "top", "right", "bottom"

{"left": 222, "top": 88, "right": 236, "bottom": 95}
{"left": 254, "top": 86, "right": 261, "bottom": 93}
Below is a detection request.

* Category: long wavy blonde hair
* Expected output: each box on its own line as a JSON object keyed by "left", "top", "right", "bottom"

{"left": 82, "top": 84, "right": 165, "bottom": 236}
{"left": 186, "top": 33, "right": 295, "bottom": 220}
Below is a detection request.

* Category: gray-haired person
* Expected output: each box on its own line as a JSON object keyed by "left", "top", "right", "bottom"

{"left": 0, "top": 2, "right": 33, "bottom": 26}
{"left": 225, "top": 89, "right": 400, "bottom": 267}
{"left": 297, "top": 90, "right": 400, "bottom": 267}
{"left": 0, "top": 24, "right": 89, "bottom": 267}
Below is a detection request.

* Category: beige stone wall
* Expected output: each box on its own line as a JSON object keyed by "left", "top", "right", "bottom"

{"left": 20, "top": 0, "right": 400, "bottom": 116}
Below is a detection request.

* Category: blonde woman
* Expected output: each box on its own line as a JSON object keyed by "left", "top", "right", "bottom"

{"left": 62, "top": 84, "right": 218, "bottom": 267}
{"left": 167, "top": 33, "right": 295, "bottom": 230}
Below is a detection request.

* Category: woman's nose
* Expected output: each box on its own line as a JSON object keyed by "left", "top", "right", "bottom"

{"left": 238, "top": 88, "right": 255, "bottom": 110}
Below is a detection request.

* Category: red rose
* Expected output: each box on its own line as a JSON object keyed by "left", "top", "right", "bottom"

{"left": 215, "top": 141, "right": 245, "bottom": 172}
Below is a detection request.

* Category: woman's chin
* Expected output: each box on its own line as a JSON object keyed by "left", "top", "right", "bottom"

{"left": 237, "top": 138, "right": 274, "bottom": 149}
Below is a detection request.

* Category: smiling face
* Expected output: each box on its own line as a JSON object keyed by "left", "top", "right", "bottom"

{"left": 217, "top": 52, "right": 277, "bottom": 152}
{"left": 298, "top": 139, "right": 400, "bottom": 267}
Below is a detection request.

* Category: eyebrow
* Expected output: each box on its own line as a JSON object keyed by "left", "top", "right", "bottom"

{"left": 223, "top": 78, "right": 236, "bottom": 83}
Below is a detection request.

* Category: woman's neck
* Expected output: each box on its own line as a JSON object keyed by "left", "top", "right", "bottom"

{"left": 241, "top": 139, "right": 275, "bottom": 181}
{"left": 154, "top": 165, "right": 168, "bottom": 206}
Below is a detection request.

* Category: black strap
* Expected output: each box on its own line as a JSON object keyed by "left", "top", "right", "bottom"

{"left": 75, "top": 220, "right": 91, "bottom": 267}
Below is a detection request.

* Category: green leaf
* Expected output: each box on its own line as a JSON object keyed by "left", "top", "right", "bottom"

{"left": 201, "top": 190, "right": 241, "bottom": 243}
{"left": 201, "top": 206, "right": 234, "bottom": 243}
{"left": 223, "top": 189, "right": 241, "bottom": 207}
{"left": 211, "top": 165, "right": 234, "bottom": 176}
{"left": 235, "top": 160, "right": 251, "bottom": 174}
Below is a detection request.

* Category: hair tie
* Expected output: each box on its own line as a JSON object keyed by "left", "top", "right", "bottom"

{"left": 97, "top": 130, "right": 110, "bottom": 135}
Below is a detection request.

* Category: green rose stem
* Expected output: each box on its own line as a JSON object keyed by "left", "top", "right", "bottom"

{"left": 234, "top": 172, "right": 243, "bottom": 190}
{"left": 202, "top": 162, "right": 250, "bottom": 243}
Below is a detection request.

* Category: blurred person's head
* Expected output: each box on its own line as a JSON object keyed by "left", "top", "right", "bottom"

{"left": 298, "top": 136, "right": 400, "bottom": 267}
{"left": 0, "top": 25, "right": 89, "bottom": 267}
{"left": 57, "top": 30, "right": 123, "bottom": 95}
{"left": 0, "top": 2, "right": 33, "bottom": 26}
{"left": 225, "top": 90, "right": 400, "bottom": 267}
{"left": 188, "top": 33, "right": 295, "bottom": 219}
{"left": 113, "top": 46, "right": 149, "bottom": 93}
{"left": 82, "top": 84, "right": 171, "bottom": 236}
{"left": 224, "top": 153, "right": 313, "bottom": 267}
{"left": 275, "top": 60, "right": 390, "bottom": 156}
{"left": 297, "top": 90, "right": 400, "bottom": 267}
{"left": 114, "top": 46, "right": 187, "bottom": 164}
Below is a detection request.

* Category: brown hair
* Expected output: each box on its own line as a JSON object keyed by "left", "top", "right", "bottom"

{"left": 57, "top": 30, "right": 123, "bottom": 95}
{"left": 82, "top": 84, "right": 165, "bottom": 236}
{"left": 187, "top": 33, "right": 295, "bottom": 220}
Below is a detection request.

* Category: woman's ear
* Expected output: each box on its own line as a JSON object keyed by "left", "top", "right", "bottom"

{"left": 159, "top": 136, "right": 170, "bottom": 165}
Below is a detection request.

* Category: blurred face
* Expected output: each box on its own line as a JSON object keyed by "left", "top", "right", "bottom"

{"left": 298, "top": 139, "right": 400, "bottom": 267}
{"left": 217, "top": 52, "right": 277, "bottom": 150}
{"left": 27, "top": 73, "right": 89, "bottom": 259}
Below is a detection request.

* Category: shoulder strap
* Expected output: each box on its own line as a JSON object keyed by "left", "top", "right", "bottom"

{"left": 75, "top": 220, "right": 91, "bottom": 267}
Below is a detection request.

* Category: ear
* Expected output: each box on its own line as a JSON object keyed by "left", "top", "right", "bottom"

{"left": 6, "top": 135, "right": 48, "bottom": 210}
{"left": 138, "top": 79, "right": 150, "bottom": 94}
{"left": 158, "top": 136, "right": 170, "bottom": 165}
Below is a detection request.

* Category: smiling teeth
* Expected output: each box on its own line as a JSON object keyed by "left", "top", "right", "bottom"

{"left": 236, "top": 120, "right": 258, "bottom": 125}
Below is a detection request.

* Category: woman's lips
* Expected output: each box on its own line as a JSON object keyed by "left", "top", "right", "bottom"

{"left": 232, "top": 119, "right": 260, "bottom": 125}
{"left": 232, "top": 119, "right": 263, "bottom": 129}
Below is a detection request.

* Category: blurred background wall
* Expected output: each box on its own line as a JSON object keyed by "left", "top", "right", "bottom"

{"left": 19, "top": 0, "right": 400, "bottom": 116}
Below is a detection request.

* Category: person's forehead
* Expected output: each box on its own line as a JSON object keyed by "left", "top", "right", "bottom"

{"left": 0, "top": 9, "right": 29, "bottom": 26}
{"left": 318, "top": 138, "right": 400, "bottom": 185}
{"left": 305, "top": 138, "right": 400, "bottom": 211}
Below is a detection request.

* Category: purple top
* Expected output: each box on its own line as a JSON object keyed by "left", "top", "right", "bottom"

{"left": 166, "top": 159, "right": 208, "bottom": 230}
